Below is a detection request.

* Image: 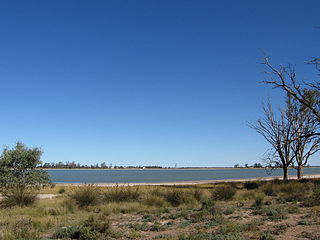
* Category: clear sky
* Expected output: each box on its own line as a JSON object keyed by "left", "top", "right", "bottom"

{"left": 0, "top": 0, "right": 319, "bottom": 167}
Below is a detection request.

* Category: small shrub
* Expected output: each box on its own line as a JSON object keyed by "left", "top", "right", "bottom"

{"left": 257, "top": 206, "right": 287, "bottom": 221}
{"left": 261, "top": 183, "right": 276, "bottom": 196}
{"left": 299, "top": 231, "right": 320, "bottom": 240}
{"left": 178, "top": 231, "right": 245, "bottom": 240}
{"left": 0, "top": 187, "right": 37, "bottom": 207}
{"left": 77, "top": 227, "right": 99, "bottom": 240}
{"left": 45, "top": 207, "right": 62, "bottom": 216}
{"left": 201, "top": 199, "right": 215, "bottom": 211}
{"left": 127, "top": 230, "right": 142, "bottom": 239}
{"left": 83, "top": 214, "right": 112, "bottom": 234}
{"left": 142, "top": 214, "right": 156, "bottom": 222}
{"left": 287, "top": 205, "right": 299, "bottom": 214}
{"left": 261, "top": 181, "right": 310, "bottom": 201}
{"left": 164, "top": 189, "right": 189, "bottom": 207}
{"left": 239, "top": 191, "right": 257, "bottom": 201}
{"left": 310, "top": 206, "right": 320, "bottom": 224}
{"left": 303, "top": 187, "right": 320, "bottom": 207}
{"left": 129, "top": 223, "right": 149, "bottom": 231}
{"left": 61, "top": 198, "right": 76, "bottom": 213}
{"left": 143, "top": 195, "right": 167, "bottom": 207}
{"left": 272, "top": 224, "right": 288, "bottom": 235}
{"left": 53, "top": 214, "right": 114, "bottom": 240}
{"left": 280, "top": 182, "right": 309, "bottom": 202}
{"left": 69, "top": 185, "right": 101, "bottom": 207}
{"left": 149, "top": 187, "right": 166, "bottom": 197}
{"left": 244, "top": 181, "right": 260, "bottom": 190}
{"left": 212, "top": 185, "right": 237, "bottom": 201}
{"left": 312, "top": 187, "right": 320, "bottom": 203}
{"left": 253, "top": 194, "right": 265, "bottom": 208}
{"left": 104, "top": 186, "right": 140, "bottom": 202}
{"left": 192, "top": 187, "right": 206, "bottom": 202}
{"left": 237, "top": 201, "right": 244, "bottom": 207}
{"left": 58, "top": 187, "right": 66, "bottom": 194}
{"left": 259, "top": 231, "right": 275, "bottom": 240}
{"left": 216, "top": 222, "right": 243, "bottom": 235}
{"left": 53, "top": 225, "right": 87, "bottom": 240}
{"left": 270, "top": 179, "right": 282, "bottom": 185}
{"left": 188, "top": 211, "right": 208, "bottom": 223}
{"left": 223, "top": 207, "right": 235, "bottom": 215}
{"left": 150, "top": 222, "right": 166, "bottom": 232}
{"left": 242, "top": 219, "right": 264, "bottom": 232}
{"left": 201, "top": 199, "right": 222, "bottom": 216}
{"left": 2, "top": 217, "right": 41, "bottom": 240}
{"left": 298, "top": 219, "right": 311, "bottom": 225}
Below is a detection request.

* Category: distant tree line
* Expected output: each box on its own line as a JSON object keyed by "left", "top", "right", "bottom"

{"left": 233, "top": 163, "right": 264, "bottom": 168}
{"left": 39, "top": 162, "right": 164, "bottom": 169}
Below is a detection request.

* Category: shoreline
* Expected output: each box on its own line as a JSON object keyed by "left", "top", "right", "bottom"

{"left": 42, "top": 166, "right": 320, "bottom": 171}
{"left": 55, "top": 173, "right": 320, "bottom": 187}
{"left": 44, "top": 167, "right": 255, "bottom": 170}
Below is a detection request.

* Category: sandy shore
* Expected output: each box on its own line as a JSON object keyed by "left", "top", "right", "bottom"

{"left": 0, "top": 194, "right": 57, "bottom": 200}
{"left": 55, "top": 173, "right": 320, "bottom": 187}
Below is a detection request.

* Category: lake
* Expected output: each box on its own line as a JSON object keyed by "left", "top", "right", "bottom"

{"left": 47, "top": 167, "right": 320, "bottom": 184}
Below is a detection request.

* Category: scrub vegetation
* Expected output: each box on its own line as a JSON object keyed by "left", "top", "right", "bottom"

{"left": 0, "top": 179, "right": 319, "bottom": 240}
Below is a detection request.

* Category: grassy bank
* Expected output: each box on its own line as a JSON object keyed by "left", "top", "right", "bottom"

{"left": 0, "top": 179, "right": 320, "bottom": 240}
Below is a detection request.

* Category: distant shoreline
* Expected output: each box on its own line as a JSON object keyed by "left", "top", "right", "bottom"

{"left": 45, "top": 167, "right": 251, "bottom": 170}
{"left": 42, "top": 166, "right": 320, "bottom": 171}
{"left": 55, "top": 173, "right": 320, "bottom": 187}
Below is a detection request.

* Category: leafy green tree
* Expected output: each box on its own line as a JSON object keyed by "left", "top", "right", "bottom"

{"left": 0, "top": 142, "right": 51, "bottom": 207}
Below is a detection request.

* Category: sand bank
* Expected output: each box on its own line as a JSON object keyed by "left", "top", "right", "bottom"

{"left": 55, "top": 173, "right": 320, "bottom": 187}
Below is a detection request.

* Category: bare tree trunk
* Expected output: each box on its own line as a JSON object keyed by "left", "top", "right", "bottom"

{"left": 283, "top": 166, "right": 288, "bottom": 181}
{"left": 297, "top": 165, "right": 303, "bottom": 179}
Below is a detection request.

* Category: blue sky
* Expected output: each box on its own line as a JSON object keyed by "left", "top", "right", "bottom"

{"left": 0, "top": 0, "right": 319, "bottom": 167}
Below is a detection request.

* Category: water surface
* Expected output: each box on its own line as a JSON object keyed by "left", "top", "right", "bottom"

{"left": 47, "top": 167, "right": 320, "bottom": 184}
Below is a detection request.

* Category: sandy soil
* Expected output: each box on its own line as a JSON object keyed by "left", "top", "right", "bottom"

{"left": 55, "top": 174, "right": 320, "bottom": 187}
{"left": 37, "top": 194, "right": 56, "bottom": 199}
{"left": 0, "top": 194, "right": 57, "bottom": 200}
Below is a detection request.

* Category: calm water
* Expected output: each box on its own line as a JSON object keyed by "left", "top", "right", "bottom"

{"left": 47, "top": 168, "right": 320, "bottom": 184}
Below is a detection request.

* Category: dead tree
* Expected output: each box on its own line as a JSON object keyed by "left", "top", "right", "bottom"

{"left": 248, "top": 101, "right": 295, "bottom": 180}
{"left": 261, "top": 56, "right": 320, "bottom": 127}
{"left": 289, "top": 95, "right": 320, "bottom": 179}
{"left": 260, "top": 56, "right": 320, "bottom": 177}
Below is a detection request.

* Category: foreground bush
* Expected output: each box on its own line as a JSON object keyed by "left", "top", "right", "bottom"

{"left": 192, "top": 187, "right": 207, "bottom": 202}
{"left": 69, "top": 185, "right": 101, "bottom": 207}
{"left": 279, "top": 181, "right": 310, "bottom": 202}
{"left": 53, "top": 214, "right": 115, "bottom": 240}
{"left": 163, "top": 189, "right": 195, "bottom": 206}
{"left": 201, "top": 199, "right": 222, "bottom": 216}
{"left": 253, "top": 194, "right": 265, "bottom": 208}
{"left": 303, "top": 188, "right": 320, "bottom": 207}
{"left": 212, "top": 185, "right": 237, "bottom": 201}
{"left": 58, "top": 187, "right": 66, "bottom": 194}
{"left": 261, "top": 182, "right": 276, "bottom": 196}
{"left": 142, "top": 195, "right": 167, "bottom": 207}
{"left": 0, "top": 186, "right": 37, "bottom": 207}
{"left": 255, "top": 206, "right": 287, "bottom": 221}
{"left": 261, "top": 181, "right": 310, "bottom": 201}
{"left": 103, "top": 186, "right": 140, "bottom": 202}
{"left": 244, "top": 181, "right": 260, "bottom": 190}
{"left": 0, "top": 217, "right": 41, "bottom": 240}
{"left": 0, "top": 142, "right": 51, "bottom": 207}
